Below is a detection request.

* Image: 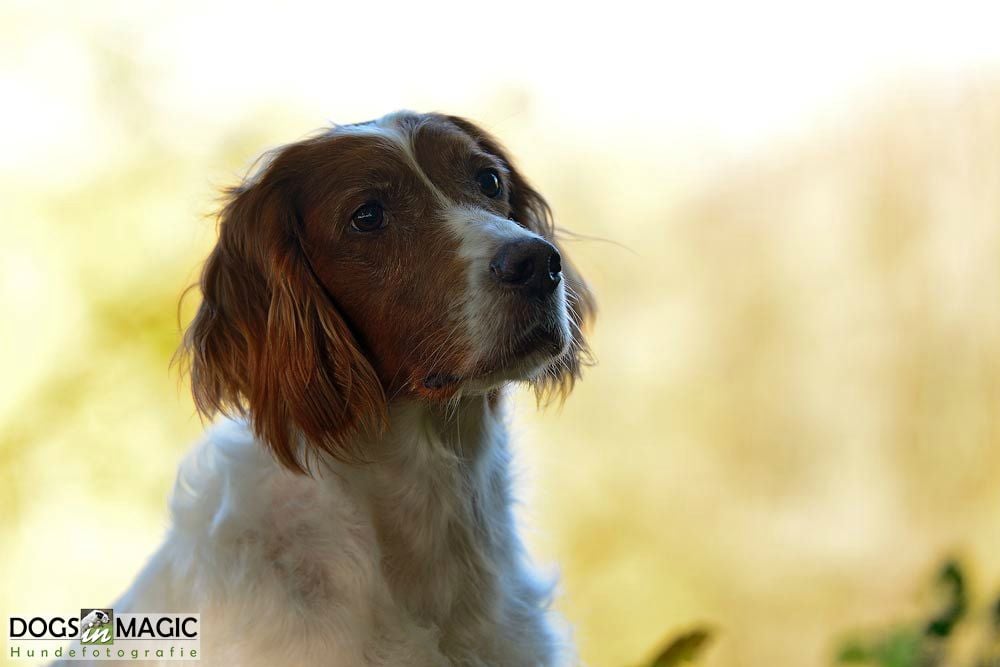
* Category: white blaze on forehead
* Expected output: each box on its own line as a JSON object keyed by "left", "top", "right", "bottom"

{"left": 334, "top": 112, "right": 451, "bottom": 208}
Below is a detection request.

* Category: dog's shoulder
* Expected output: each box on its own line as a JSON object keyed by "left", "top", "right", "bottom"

{"left": 168, "top": 418, "right": 354, "bottom": 546}
{"left": 169, "top": 417, "right": 270, "bottom": 537}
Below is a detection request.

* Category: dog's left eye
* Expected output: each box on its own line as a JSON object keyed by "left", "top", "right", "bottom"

{"left": 350, "top": 202, "right": 385, "bottom": 232}
{"left": 476, "top": 169, "right": 502, "bottom": 198}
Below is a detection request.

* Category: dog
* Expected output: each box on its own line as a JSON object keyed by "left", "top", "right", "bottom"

{"left": 103, "top": 112, "right": 595, "bottom": 666}
{"left": 79, "top": 610, "right": 110, "bottom": 633}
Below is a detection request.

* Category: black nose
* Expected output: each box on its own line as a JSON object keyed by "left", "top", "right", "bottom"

{"left": 489, "top": 238, "right": 562, "bottom": 297}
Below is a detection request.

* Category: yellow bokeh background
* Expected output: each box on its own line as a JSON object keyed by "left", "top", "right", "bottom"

{"left": 4, "top": 2, "right": 1000, "bottom": 666}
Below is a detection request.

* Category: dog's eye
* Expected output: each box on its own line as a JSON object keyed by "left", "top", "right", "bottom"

{"left": 476, "top": 169, "right": 502, "bottom": 198}
{"left": 350, "top": 202, "right": 385, "bottom": 232}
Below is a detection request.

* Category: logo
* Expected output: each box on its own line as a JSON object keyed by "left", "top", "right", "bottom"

{"left": 79, "top": 609, "right": 113, "bottom": 645}
{"left": 7, "top": 609, "right": 200, "bottom": 661}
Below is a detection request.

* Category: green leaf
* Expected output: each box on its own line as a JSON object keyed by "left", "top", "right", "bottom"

{"left": 646, "top": 628, "right": 714, "bottom": 667}
{"left": 837, "top": 640, "right": 872, "bottom": 663}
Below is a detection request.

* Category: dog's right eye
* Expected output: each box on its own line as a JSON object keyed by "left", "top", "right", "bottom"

{"left": 476, "top": 168, "right": 502, "bottom": 198}
{"left": 350, "top": 202, "right": 385, "bottom": 232}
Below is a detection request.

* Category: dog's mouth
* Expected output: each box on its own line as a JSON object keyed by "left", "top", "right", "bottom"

{"left": 421, "top": 322, "right": 568, "bottom": 393}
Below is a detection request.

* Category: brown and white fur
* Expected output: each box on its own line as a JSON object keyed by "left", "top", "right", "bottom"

{"left": 92, "top": 112, "right": 595, "bottom": 666}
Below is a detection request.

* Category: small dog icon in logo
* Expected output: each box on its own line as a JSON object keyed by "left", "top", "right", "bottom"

{"left": 79, "top": 609, "right": 114, "bottom": 645}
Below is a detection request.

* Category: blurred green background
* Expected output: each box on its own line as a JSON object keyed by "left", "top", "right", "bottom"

{"left": 3, "top": 2, "right": 1000, "bottom": 666}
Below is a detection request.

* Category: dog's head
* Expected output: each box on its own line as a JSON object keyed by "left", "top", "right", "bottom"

{"left": 184, "top": 112, "right": 595, "bottom": 471}
{"left": 81, "top": 610, "right": 109, "bottom": 628}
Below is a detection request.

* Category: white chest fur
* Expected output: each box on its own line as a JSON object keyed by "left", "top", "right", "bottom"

{"left": 111, "top": 396, "right": 565, "bottom": 666}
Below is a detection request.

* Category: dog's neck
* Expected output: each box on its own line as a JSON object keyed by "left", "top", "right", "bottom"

{"left": 335, "top": 390, "right": 543, "bottom": 648}
{"left": 360, "top": 390, "right": 506, "bottom": 464}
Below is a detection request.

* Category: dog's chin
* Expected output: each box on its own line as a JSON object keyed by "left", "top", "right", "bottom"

{"left": 420, "top": 321, "right": 570, "bottom": 398}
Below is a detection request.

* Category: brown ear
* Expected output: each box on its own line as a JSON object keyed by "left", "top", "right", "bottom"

{"left": 444, "top": 115, "right": 597, "bottom": 400}
{"left": 182, "top": 147, "right": 386, "bottom": 473}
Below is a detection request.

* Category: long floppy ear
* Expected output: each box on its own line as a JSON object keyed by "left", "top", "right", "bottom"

{"left": 445, "top": 115, "right": 597, "bottom": 400}
{"left": 182, "top": 146, "right": 386, "bottom": 473}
